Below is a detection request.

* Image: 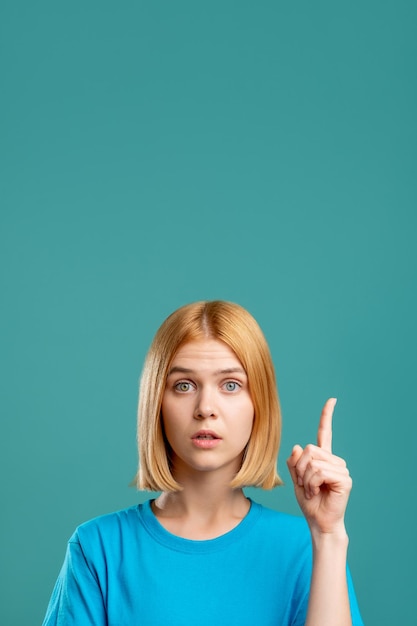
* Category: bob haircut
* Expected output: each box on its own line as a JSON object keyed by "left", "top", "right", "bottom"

{"left": 136, "top": 300, "right": 283, "bottom": 492}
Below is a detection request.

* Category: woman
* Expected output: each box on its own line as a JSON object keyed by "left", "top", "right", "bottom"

{"left": 43, "top": 301, "right": 363, "bottom": 625}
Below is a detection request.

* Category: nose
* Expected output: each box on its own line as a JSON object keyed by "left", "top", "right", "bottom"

{"left": 194, "top": 388, "right": 217, "bottom": 420}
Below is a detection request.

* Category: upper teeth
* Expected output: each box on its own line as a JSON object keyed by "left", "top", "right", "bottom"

{"left": 198, "top": 435, "right": 213, "bottom": 439}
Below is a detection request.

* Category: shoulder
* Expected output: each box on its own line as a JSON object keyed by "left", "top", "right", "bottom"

{"left": 252, "top": 500, "right": 309, "bottom": 533}
{"left": 241, "top": 501, "right": 313, "bottom": 585}
{"left": 70, "top": 504, "right": 142, "bottom": 547}
{"left": 249, "top": 501, "right": 311, "bottom": 548}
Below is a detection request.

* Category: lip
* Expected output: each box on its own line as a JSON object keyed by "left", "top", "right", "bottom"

{"left": 191, "top": 429, "right": 221, "bottom": 440}
{"left": 191, "top": 430, "right": 222, "bottom": 449}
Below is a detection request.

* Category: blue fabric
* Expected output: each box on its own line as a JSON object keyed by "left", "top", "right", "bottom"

{"left": 43, "top": 499, "right": 363, "bottom": 625}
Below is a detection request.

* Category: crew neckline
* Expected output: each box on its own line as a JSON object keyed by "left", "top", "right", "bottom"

{"left": 137, "top": 498, "right": 262, "bottom": 553}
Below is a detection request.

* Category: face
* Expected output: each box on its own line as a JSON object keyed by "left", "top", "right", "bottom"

{"left": 161, "top": 338, "right": 254, "bottom": 482}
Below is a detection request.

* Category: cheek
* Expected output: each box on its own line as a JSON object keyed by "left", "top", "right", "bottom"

{"left": 237, "top": 403, "right": 255, "bottom": 441}
{"left": 160, "top": 397, "right": 173, "bottom": 439}
{"left": 244, "top": 416, "right": 255, "bottom": 441}
{"left": 161, "top": 395, "right": 185, "bottom": 440}
{"left": 242, "top": 397, "right": 255, "bottom": 424}
{"left": 160, "top": 408, "right": 177, "bottom": 454}
{"left": 161, "top": 392, "right": 176, "bottom": 423}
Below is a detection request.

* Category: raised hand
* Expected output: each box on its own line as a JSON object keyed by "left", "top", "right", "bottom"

{"left": 287, "top": 398, "right": 352, "bottom": 535}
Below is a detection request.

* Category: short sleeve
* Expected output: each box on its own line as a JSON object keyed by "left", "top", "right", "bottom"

{"left": 42, "top": 535, "right": 107, "bottom": 626}
{"left": 347, "top": 565, "right": 364, "bottom": 626}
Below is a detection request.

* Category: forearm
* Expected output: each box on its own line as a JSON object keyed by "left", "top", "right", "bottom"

{"left": 305, "top": 528, "right": 352, "bottom": 626}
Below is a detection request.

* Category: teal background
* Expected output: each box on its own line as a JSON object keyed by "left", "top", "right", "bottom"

{"left": 1, "top": 1, "right": 416, "bottom": 624}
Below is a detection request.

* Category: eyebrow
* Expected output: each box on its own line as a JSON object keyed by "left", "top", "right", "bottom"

{"left": 167, "top": 366, "right": 247, "bottom": 376}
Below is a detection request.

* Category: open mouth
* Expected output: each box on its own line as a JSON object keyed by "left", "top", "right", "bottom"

{"left": 191, "top": 430, "right": 222, "bottom": 447}
{"left": 192, "top": 430, "right": 220, "bottom": 440}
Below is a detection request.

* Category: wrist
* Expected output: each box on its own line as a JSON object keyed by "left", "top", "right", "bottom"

{"left": 309, "top": 525, "right": 349, "bottom": 551}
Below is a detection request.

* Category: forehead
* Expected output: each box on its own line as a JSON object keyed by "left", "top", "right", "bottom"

{"left": 171, "top": 339, "right": 243, "bottom": 368}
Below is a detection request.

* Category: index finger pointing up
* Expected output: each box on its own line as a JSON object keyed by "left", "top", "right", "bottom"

{"left": 317, "top": 398, "right": 337, "bottom": 452}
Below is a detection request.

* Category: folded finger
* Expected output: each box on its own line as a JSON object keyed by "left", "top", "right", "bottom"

{"left": 294, "top": 443, "right": 346, "bottom": 478}
{"left": 300, "top": 461, "right": 352, "bottom": 499}
{"left": 286, "top": 445, "right": 304, "bottom": 488}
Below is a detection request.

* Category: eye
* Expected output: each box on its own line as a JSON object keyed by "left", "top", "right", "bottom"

{"left": 174, "top": 381, "right": 194, "bottom": 393}
{"left": 223, "top": 381, "right": 240, "bottom": 392}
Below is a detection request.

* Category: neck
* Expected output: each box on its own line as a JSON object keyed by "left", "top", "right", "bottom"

{"left": 153, "top": 473, "right": 250, "bottom": 540}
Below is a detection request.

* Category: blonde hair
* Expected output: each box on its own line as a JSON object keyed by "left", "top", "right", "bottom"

{"left": 136, "top": 301, "right": 283, "bottom": 491}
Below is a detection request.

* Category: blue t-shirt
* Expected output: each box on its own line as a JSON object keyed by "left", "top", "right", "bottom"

{"left": 43, "top": 499, "right": 363, "bottom": 625}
